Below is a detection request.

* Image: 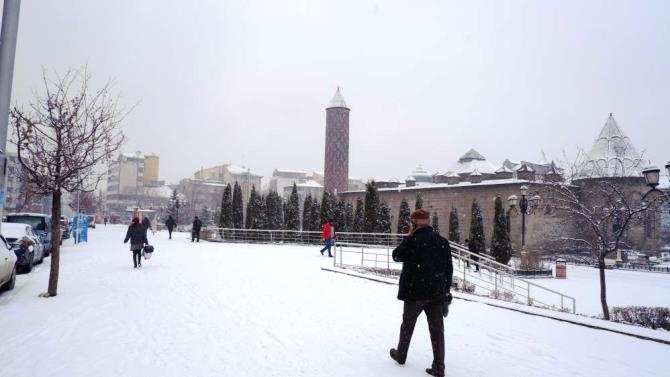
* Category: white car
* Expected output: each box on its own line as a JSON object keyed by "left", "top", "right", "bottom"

{"left": 2, "top": 222, "right": 45, "bottom": 273}
{"left": 0, "top": 234, "right": 17, "bottom": 291}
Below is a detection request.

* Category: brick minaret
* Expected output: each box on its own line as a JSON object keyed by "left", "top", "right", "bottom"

{"left": 324, "top": 86, "right": 350, "bottom": 194}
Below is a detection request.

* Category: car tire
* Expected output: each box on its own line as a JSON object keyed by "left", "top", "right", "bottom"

{"left": 37, "top": 251, "right": 44, "bottom": 264}
{"left": 2, "top": 267, "right": 16, "bottom": 291}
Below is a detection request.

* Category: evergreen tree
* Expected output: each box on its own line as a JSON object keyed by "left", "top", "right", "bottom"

{"left": 263, "top": 193, "right": 275, "bottom": 230}
{"left": 168, "top": 189, "right": 181, "bottom": 223}
{"left": 245, "top": 186, "right": 258, "bottom": 229}
{"left": 353, "top": 197, "right": 364, "bottom": 232}
{"left": 333, "top": 199, "right": 346, "bottom": 232}
{"left": 273, "top": 193, "right": 284, "bottom": 229}
{"left": 363, "top": 181, "right": 380, "bottom": 233}
{"left": 344, "top": 202, "right": 354, "bottom": 233}
{"left": 254, "top": 193, "right": 265, "bottom": 229}
{"left": 200, "top": 206, "right": 211, "bottom": 226}
{"left": 320, "top": 191, "right": 334, "bottom": 226}
{"left": 469, "top": 199, "right": 486, "bottom": 253}
{"left": 415, "top": 194, "right": 423, "bottom": 210}
{"left": 219, "top": 184, "right": 233, "bottom": 228}
{"left": 397, "top": 197, "right": 411, "bottom": 234}
{"left": 432, "top": 210, "right": 440, "bottom": 234}
{"left": 491, "top": 195, "right": 513, "bottom": 264}
{"left": 302, "top": 194, "right": 313, "bottom": 231}
{"left": 448, "top": 207, "right": 460, "bottom": 243}
{"left": 378, "top": 201, "right": 392, "bottom": 233}
{"left": 232, "top": 182, "right": 244, "bottom": 229}
{"left": 310, "top": 200, "right": 321, "bottom": 232}
{"left": 284, "top": 183, "right": 300, "bottom": 230}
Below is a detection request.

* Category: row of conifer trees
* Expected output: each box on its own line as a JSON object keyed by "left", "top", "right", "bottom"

{"left": 212, "top": 180, "right": 512, "bottom": 264}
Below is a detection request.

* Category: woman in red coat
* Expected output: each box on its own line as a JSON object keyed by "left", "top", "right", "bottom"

{"left": 320, "top": 219, "right": 335, "bottom": 257}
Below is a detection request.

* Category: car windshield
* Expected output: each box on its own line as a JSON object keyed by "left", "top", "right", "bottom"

{"left": 7, "top": 216, "right": 47, "bottom": 232}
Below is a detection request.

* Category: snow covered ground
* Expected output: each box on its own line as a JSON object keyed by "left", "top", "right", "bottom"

{"left": 535, "top": 265, "right": 670, "bottom": 316}
{"left": 0, "top": 225, "right": 667, "bottom": 377}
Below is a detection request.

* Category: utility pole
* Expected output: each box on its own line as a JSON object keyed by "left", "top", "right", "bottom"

{"left": 0, "top": 0, "right": 21, "bottom": 233}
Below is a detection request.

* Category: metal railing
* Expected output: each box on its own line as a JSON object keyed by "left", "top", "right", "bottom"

{"left": 202, "top": 227, "right": 576, "bottom": 313}
{"left": 334, "top": 241, "right": 576, "bottom": 314}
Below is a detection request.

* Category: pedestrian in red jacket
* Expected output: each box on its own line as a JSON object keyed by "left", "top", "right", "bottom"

{"left": 320, "top": 219, "right": 335, "bottom": 257}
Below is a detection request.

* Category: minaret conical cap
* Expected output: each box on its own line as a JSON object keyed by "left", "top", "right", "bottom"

{"left": 327, "top": 85, "right": 349, "bottom": 109}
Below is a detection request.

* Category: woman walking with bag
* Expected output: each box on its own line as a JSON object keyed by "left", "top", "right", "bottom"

{"left": 124, "top": 217, "right": 148, "bottom": 268}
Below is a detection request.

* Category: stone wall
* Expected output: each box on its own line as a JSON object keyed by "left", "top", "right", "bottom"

{"left": 340, "top": 178, "right": 664, "bottom": 255}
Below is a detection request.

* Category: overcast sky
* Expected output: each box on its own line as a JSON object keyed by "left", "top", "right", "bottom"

{"left": 9, "top": 0, "right": 670, "bottom": 185}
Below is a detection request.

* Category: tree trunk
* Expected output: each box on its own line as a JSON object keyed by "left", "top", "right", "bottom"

{"left": 47, "top": 191, "right": 62, "bottom": 297}
{"left": 598, "top": 257, "right": 610, "bottom": 320}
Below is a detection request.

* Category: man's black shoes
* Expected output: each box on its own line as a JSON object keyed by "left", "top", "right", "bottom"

{"left": 389, "top": 348, "right": 404, "bottom": 365}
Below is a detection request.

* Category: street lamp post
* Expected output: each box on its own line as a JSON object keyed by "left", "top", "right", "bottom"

{"left": 508, "top": 185, "right": 541, "bottom": 268}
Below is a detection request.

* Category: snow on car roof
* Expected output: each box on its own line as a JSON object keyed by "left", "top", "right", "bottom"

{"left": 1, "top": 222, "right": 32, "bottom": 237}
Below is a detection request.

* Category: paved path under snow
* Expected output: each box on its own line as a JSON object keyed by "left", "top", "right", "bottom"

{"left": 0, "top": 225, "right": 667, "bottom": 377}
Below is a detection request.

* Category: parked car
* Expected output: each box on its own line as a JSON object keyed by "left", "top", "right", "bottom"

{"left": 2, "top": 222, "right": 45, "bottom": 273}
{"left": 60, "top": 215, "right": 71, "bottom": 240}
{"left": 0, "top": 234, "right": 17, "bottom": 292}
{"left": 5, "top": 213, "right": 53, "bottom": 257}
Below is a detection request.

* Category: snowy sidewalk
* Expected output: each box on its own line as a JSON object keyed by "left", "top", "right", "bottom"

{"left": 0, "top": 225, "right": 667, "bottom": 377}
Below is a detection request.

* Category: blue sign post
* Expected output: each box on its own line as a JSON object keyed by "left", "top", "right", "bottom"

{"left": 72, "top": 215, "right": 89, "bottom": 244}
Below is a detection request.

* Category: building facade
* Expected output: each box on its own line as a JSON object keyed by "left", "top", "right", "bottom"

{"left": 269, "top": 169, "right": 309, "bottom": 196}
{"left": 339, "top": 114, "right": 668, "bottom": 256}
{"left": 324, "top": 87, "right": 350, "bottom": 194}
{"left": 194, "top": 164, "right": 262, "bottom": 202}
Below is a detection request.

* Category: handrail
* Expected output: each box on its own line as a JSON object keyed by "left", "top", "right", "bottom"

{"left": 202, "top": 227, "right": 576, "bottom": 313}
{"left": 335, "top": 241, "right": 577, "bottom": 314}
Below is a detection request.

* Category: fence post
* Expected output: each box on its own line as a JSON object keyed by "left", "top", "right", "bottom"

{"left": 387, "top": 247, "right": 390, "bottom": 274}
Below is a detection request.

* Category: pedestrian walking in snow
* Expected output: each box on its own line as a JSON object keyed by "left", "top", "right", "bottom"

{"left": 468, "top": 238, "right": 479, "bottom": 271}
{"left": 104, "top": 216, "right": 108, "bottom": 226}
{"left": 141, "top": 216, "right": 151, "bottom": 235}
{"left": 166, "top": 215, "right": 176, "bottom": 240}
{"left": 192, "top": 216, "right": 202, "bottom": 242}
{"left": 389, "top": 209, "right": 453, "bottom": 377}
{"left": 124, "top": 217, "right": 149, "bottom": 268}
{"left": 319, "top": 219, "right": 335, "bottom": 257}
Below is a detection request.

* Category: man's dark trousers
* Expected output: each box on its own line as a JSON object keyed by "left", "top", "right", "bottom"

{"left": 396, "top": 299, "right": 445, "bottom": 375}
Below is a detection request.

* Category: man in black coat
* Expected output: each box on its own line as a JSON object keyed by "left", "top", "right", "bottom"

{"left": 389, "top": 209, "right": 453, "bottom": 377}
{"left": 165, "top": 215, "right": 176, "bottom": 240}
{"left": 192, "top": 216, "right": 202, "bottom": 242}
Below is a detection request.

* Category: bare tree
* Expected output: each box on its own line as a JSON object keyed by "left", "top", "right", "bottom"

{"left": 69, "top": 191, "right": 97, "bottom": 214}
{"left": 546, "top": 149, "right": 666, "bottom": 319}
{"left": 10, "top": 67, "right": 126, "bottom": 297}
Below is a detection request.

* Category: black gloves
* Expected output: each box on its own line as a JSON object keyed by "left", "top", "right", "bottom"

{"left": 442, "top": 292, "right": 453, "bottom": 318}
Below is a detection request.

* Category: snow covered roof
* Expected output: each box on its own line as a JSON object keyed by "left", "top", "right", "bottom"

{"left": 470, "top": 170, "right": 482, "bottom": 176}
{"left": 296, "top": 180, "right": 323, "bottom": 188}
{"left": 120, "top": 152, "right": 144, "bottom": 159}
{"left": 495, "top": 165, "right": 514, "bottom": 174}
{"left": 273, "top": 169, "right": 308, "bottom": 176}
{"left": 405, "top": 176, "right": 416, "bottom": 181}
{"left": 226, "top": 165, "right": 263, "bottom": 177}
{"left": 578, "top": 114, "right": 646, "bottom": 178}
{"left": 447, "top": 149, "right": 497, "bottom": 175}
{"left": 326, "top": 86, "right": 348, "bottom": 109}
{"left": 517, "top": 164, "right": 535, "bottom": 172}
{"left": 341, "top": 178, "right": 533, "bottom": 193}
{"left": 458, "top": 148, "right": 487, "bottom": 162}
